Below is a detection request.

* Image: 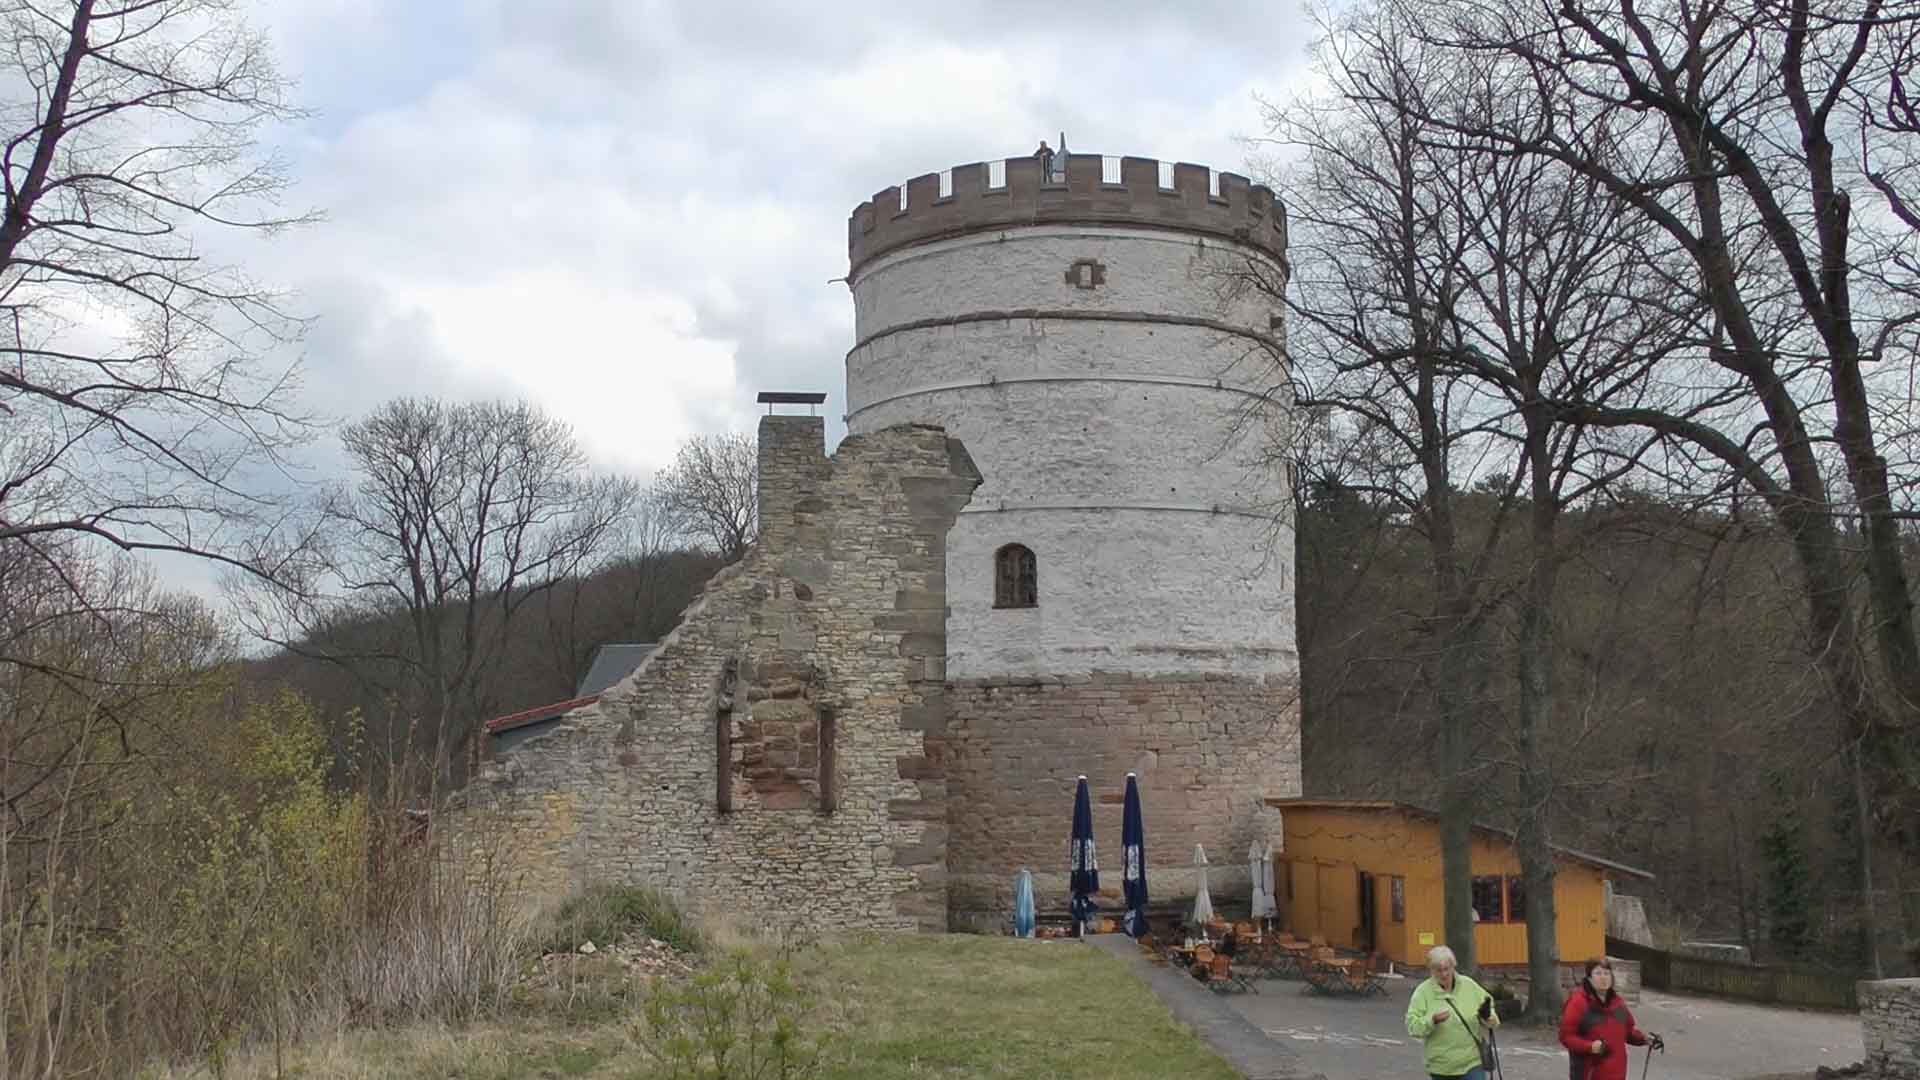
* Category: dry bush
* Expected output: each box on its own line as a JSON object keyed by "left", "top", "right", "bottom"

{"left": 1, "top": 680, "right": 532, "bottom": 1079}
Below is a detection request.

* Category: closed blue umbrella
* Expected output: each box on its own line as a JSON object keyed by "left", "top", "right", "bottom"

{"left": 1014, "top": 870, "right": 1036, "bottom": 938}
{"left": 1070, "top": 775, "right": 1099, "bottom": 935}
{"left": 1121, "top": 772, "right": 1149, "bottom": 938}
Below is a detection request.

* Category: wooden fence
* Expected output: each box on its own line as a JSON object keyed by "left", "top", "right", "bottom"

{"left": 1604, "top": 936, "right": 1858, "bottom": 1011}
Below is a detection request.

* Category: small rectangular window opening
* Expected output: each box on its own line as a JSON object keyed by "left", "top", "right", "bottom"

{"left": 898, "top": 184, "right": 908, "bottom": 212}
{"left": 987, "top": 160, "right": 1007, "bottom": 189}
{"left": 1102, "top": 156, "right": 1121, "bottom": 184}
{"left": 817, "top": 707, "right": 838, "bottom": 813}
{"left": 1158, "top": 161, "right": 1175, "bottom": 189}
{"left": 939, "top": 169, "right": 953, "bottom": 198}
{"left": 994, "top": 544, "right": 1038, "bottom": 609}
{"left": 1209, "top": 169, "right": 1221, "bottom": 197}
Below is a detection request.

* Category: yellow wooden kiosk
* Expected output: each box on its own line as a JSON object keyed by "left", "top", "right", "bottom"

{"left": 1267, "top": 798, "right": 1653, "bottom": 972}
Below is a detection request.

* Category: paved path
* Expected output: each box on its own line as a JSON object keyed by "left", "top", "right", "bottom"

{"left": 1221, "top": 971, "right": 1862, "bottom": 1080}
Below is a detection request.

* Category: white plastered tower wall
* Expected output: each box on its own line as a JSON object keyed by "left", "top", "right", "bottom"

{"left": 844, "top": 153, "right": 1303, "bottom": 928}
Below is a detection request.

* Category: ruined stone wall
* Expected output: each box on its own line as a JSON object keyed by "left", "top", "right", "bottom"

{"left": 942, "top": 673, "right": 1301, "bottom": 931}
{"left": 1861, "top": 979, "right": 1920, "bottom": 1080}
{"left": 456, "top": 415, "right": 978, "bottom": 931}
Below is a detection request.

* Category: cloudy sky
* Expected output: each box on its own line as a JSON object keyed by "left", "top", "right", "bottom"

{"left": 239, "top": 0, "right": 1317, "bottom": 478}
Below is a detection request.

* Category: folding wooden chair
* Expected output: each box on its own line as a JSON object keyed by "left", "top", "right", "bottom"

{"left": 1189, "top": 943, "right": 1216, "bottom": 981}
{"left": 1256, "top": 942, "right": 1299, "bottom": 980}
{"left": 1206, "top": 953, "right": 1257, "bottom": 994}
{"left": 1302, "top": 947, "right": 1347, "bottom": 995}
{"left": 1336, "top": 959, "right": 1387, "bottom": 996}
{"left": 1233, "top": 942, "right": 1275, "bottom": 990}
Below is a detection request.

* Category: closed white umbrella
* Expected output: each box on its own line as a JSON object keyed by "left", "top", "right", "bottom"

{"left": 1250, "top": 839, "right": 1275, "bottom": 922}
{"left": 1191, "top": 843, "right": 1214, "bottom": 928}
{"left": 1262, "top": 840, "right": 1277, "bottom": 927}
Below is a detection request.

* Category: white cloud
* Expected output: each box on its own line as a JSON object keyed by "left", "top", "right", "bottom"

{"left": 241, "top": 0, "right": 1317, "bottom": 480}
{"left": 393, "top": 272, "right": 738, "bottom": 472}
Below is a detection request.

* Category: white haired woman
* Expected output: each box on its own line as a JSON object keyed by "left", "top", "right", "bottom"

{"left": 1405, "top": 945, "right": 1500, "bottom": 1080}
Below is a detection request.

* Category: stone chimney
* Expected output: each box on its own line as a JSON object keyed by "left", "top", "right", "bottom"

{"left": 755, "top": 392, "right": 828, "bottom": 549}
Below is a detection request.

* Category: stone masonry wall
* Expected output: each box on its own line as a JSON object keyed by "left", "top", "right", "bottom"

{"left": 1861, "top": 979, "right": 1920, "bottom": 1080}
{"left": 1482, "top": 960, "right": 1639, "bottom": 1005}
{"left": 942, "top": 672, "right": 1301, "bottom": 931}
{"left": 454, "top": 416, "right": 979, "bottom": 931}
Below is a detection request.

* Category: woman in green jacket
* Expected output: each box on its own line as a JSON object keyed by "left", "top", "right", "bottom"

{"left": 1405, "top": 945, "right": 1500, "bottom": 1080}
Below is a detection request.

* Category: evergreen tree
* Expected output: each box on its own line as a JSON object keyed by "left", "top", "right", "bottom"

{"left": 1761, "top": 773, "right": 1813, "bottom": 962}
{"left": 1825, "top": 763, "right": 1870, "bottom": 970}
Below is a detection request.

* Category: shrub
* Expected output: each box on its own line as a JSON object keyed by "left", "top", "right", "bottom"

{"left": 632, "top": 949, "right": 830, "bottom": 1080}
{"left": 2, "top": 686, "right": 530, "bottom": 1077}
{"left": 538, "top": 883, "right": 705, "bottom": 955}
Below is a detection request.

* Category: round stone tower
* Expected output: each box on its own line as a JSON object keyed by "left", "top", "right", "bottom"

{"left": 844, "top": 152, "right": 1301, "bottom": 930}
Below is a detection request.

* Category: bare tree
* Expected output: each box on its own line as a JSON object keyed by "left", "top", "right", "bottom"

{"left": 1863, "top": 14, "right": 1920, "bottom": 233}
{"left": 1394, "top": 0, "right": 1920, "bottom": 864}
{"left": 1444, "top": 84, "right": 1696, "bottom": 1019}
{"left": 237, "top": 397, "right": 640, "bottom": 792}
{"left": 534, "top": 487, "right": 679, "bottom": 696}
{"left": 1250, "top": 9, "right": 1522, "bottom": 973}
{"left": 0, "top": 0, "right": 316, "bottom": 662}
{"left": 1255, "top": 5, "right": 1701, "bottom": 1003}
{"left": 653, "top": 431, "right": 757, "bottom": 561}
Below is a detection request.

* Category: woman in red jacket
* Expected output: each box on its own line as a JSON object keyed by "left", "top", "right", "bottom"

{"left": 1559, "top": 958, "right": 1665, "bottom": 1080}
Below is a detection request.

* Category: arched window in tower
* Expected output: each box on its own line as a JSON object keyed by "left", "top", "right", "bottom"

{"left": 994, "top": 544, "right": 1038, "bottom": 609}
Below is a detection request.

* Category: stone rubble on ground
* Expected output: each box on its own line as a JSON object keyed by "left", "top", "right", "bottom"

{"left": 523, "top": 935, "right": 699, "bottom": 991}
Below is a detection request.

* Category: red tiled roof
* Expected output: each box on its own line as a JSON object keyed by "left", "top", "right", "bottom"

{"left": 484, "top": 694, "right": 601, "bottom": 735}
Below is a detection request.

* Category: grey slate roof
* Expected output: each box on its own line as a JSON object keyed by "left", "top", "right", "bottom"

{"left": 575, "top": 642, "right": 656, "bottom": 697}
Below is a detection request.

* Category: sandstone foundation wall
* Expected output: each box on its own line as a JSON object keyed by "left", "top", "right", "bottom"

{"left": 453, "top": 415, "right": 978, "bottom": 931}
{"left": 942, "top": 673, "right": 1301, "bottom": 931}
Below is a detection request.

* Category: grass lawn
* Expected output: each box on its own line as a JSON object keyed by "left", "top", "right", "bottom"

{"left": 190, "top": 934, "right": 1238, "bottom": 1079}
{"left": 802, "top": 934, "right": 1240, "bottom": 1079}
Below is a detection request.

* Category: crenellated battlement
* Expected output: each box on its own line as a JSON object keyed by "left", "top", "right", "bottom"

{"left": 848, "top": 153, "right": 1287, "bottom": 275}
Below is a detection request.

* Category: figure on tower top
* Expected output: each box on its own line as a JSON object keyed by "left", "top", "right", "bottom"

{"left": 1033, "top": 133, "right": 1068, "bottom": 183}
